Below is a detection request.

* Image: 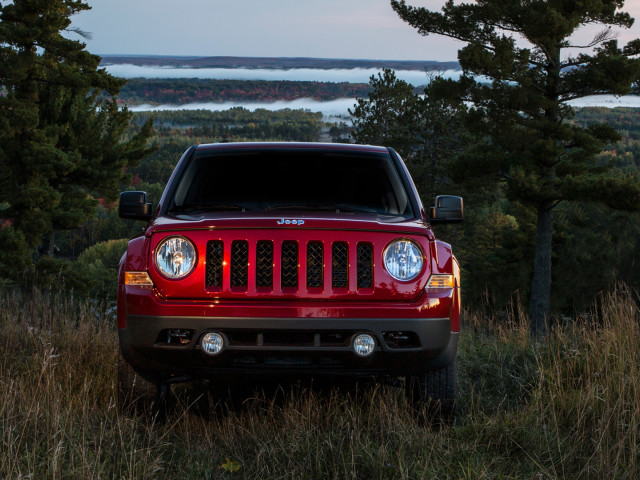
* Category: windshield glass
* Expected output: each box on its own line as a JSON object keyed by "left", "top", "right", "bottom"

{"left": 168, "top": 149, "right": 413, "bottom": 217}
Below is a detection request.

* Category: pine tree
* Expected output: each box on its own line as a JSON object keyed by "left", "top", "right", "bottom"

{"left": 350, "top": 69, "right": 419, "bottom": 148}
{"left": 0, "top": 0, "right": 153, "bottom": 281}
{"left": 392, "top": 0, "right": 640, "bottom": 335}
{"left": 350, "top": 68, "right": 468, "bottom": 201}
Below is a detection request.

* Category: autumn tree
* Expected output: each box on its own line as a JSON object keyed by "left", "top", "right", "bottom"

{"left": 0, "top": 0, "right": 153, "bottom": 282}
{"left": 392, "top": 0, "right": 640, "bottom": 335}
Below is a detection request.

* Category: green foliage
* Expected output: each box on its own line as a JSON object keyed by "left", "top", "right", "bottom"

{"left": 1, "top": 236, "right": 127, "bottom": 298}
{"left": 75, "top": 239, "right": 128, "bottom": 299}
{"left": 77, "top": 238, "right": 128, "bottom": 268}
{"left": 451, "top": 201, "right": 536, "bottom": 311}
{"left": 0, "top": 0, "right": 154, "bottom": 284}
{"left": 119, "top": 78, "right": 372, "bottom": 104}
{"left": 132, "top": 107, "right": 323, "bottom": 141}
{"left": 456, "top": 107, "right": 640, "bottom": 314}
{"left": 552, "top": 202, "right": 640, "bottom": 312}
{"left": 392, "top": 0, "right": 640, "bottom": 334}
{"left": 349, "top": 68, "right": 469, "bottom": 201}
{"left": 350, "top": 69, "right": 420, "bottom": 149}
{"left": 0, "top": 227, "right": 31, "bottom": 283}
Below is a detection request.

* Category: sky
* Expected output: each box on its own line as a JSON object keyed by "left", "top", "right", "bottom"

{"left": 73, "top": 0, "right": 640, "bottom": 62}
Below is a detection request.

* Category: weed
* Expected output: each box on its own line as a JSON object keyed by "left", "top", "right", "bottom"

{"left": 0, "top": 287, "right": 637, "bottom": 479}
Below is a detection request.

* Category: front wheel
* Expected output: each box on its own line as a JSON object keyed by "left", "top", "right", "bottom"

{"left": 406, "top": 358, "right": 457, "bottom": 424}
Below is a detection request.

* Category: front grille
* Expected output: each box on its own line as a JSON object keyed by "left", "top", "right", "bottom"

{"left": 205, "top": 240, "right": 224, "bottom": 287}
{"left": 205, "top": 239, "right": 374, "bottom": 292}
{"left": 332, "top": 242, "right": 349, "bottom": 288}
{"left": 306, "top": 241, "right": 324, "bottom": 288}
{"left": 231, "top": 240, "right": 249, "bottom": 287}
{"left": 357, "top": 243, "right": 373, "bottom": 288}
{"left": 281, "top": 241, "right": 299, "bottom": 288}
{"left": 256, "top": 241, "right": 274, "bottom": 288}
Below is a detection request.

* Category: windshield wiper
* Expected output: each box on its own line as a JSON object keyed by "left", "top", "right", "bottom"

{"left": 170, "top": 203, "right": 248, "bottom": 213}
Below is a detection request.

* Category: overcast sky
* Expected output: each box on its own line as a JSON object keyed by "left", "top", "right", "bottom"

{"left": 73, "top": 0, "right": 640, "bottom": 62}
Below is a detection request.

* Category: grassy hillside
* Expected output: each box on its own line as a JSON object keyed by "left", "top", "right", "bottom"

{"left": 1, "top": 288, "right": 638, "bottom": 479}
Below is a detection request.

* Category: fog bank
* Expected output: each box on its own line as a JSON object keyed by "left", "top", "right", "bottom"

{"left": 129, "top": 98, "right": 357, "bottom": 117}
{"left": 129, "top": 95, "right": 640, "bottom": 119}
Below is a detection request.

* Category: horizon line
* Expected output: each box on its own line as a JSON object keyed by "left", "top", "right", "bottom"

{"left": 99, "top": 54, "right": 459, "bottom": 64}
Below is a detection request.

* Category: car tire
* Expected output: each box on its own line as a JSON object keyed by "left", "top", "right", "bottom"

{"left": 406, "top": 358, "right": 457, "bottom": 424}
{"left": 117, "top": 352, "right": 162, "bottom": 416}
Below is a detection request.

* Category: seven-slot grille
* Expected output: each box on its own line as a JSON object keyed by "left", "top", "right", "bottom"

{"left": 205, "top": 239, "right": 374, "bottom": 291}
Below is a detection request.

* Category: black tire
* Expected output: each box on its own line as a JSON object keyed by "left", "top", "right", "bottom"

{"left": 117, "top": 353, "right": 162, "bottom": 417}
{"left": 406, "top": 358, "right": 457, "bottom": 424}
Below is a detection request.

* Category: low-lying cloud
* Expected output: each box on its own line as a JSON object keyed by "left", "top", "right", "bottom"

{"left": 128, "top": 98, "right": 357, "bottom": 118}
{"left": 128, "top": 94, "right": 640, "bottom": 120}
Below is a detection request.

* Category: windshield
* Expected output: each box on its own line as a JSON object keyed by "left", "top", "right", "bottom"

{"left": 168, "top": 149, "right": 413, "bottom": 217}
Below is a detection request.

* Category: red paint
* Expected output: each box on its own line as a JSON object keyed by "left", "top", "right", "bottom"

{"left": 118, "top": 143, "right": 461, "bottom": 333}
{"left": 123, "top": 286, "right": 455, "bottom": 321}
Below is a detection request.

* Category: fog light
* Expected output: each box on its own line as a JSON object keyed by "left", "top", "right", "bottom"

{"left": 352, "top": 334, "right": 375, "bottom": 357}
{"left": 201, "top": 332, "right": 224, "bottom": 355}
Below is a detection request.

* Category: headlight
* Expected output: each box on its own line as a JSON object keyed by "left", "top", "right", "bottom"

{"left": 383, "top": 239, "right": 424, "bottom": 281}
{"left": 155, "top": 236, "right": 196, "bottom": 279}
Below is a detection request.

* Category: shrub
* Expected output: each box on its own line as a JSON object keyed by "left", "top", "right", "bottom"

{"left": 76, "top": 238, "right": 129, "bottom": 300}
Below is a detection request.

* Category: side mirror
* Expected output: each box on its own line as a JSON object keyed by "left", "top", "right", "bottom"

{"left": 119, "top": 191, "right": 153, "bottom": 221}
{"left": 430, "top": 195, "right": 463, "bottom": 224}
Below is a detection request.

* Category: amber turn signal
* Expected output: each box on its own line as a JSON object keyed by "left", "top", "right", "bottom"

{"left": 125, "top": 271, "right": 154, "bottom": 288}
{"left": 426, "top": 274, "right": 454, "bottom": 289}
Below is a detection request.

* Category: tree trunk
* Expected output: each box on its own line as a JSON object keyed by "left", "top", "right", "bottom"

{"left": 43, "top": 231, "right": 57, "bottom": 256}
{"left": 529, "top": 203, "right": 554, "bottom": 337}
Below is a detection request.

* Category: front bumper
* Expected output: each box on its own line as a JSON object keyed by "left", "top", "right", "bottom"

{"left": 119, "top": 314, "right": 458, "bottom": 379}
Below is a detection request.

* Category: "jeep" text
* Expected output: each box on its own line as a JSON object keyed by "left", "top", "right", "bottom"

{"left": 277, "top": 218, "right": 305, "bottom": 225}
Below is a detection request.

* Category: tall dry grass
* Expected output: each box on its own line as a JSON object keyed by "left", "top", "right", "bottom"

{"left": 0, "top": 287, "right": 638, "bottom": 479}
{"left": 534, "top": 288, "right": 640, "bottom": 477}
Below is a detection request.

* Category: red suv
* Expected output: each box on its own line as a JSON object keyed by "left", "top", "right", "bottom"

{"left": 117, "top": 142, "right": 462, "bottom": 417}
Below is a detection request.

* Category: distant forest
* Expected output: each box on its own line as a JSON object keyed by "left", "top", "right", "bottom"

{"left": 101, "top": 55, "right": 460, "bottom": 71}
{"left": 118, "top": 78, "right": 373, "bottom": 104}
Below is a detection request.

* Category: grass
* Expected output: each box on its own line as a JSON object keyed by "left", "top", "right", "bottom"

{"left": 0, "top": 288, "right": 638, "bottom": 479}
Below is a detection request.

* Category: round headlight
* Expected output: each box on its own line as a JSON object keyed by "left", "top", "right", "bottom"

{"left": 383, "top": 239, "right": 424, "bottom": 281}
{"left": 155, "top": 236, "right": 196, "bottom": 279}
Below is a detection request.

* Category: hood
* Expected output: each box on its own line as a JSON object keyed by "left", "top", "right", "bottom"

{"left": 145, "top": 211, "right": 435, "bottom": 240}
